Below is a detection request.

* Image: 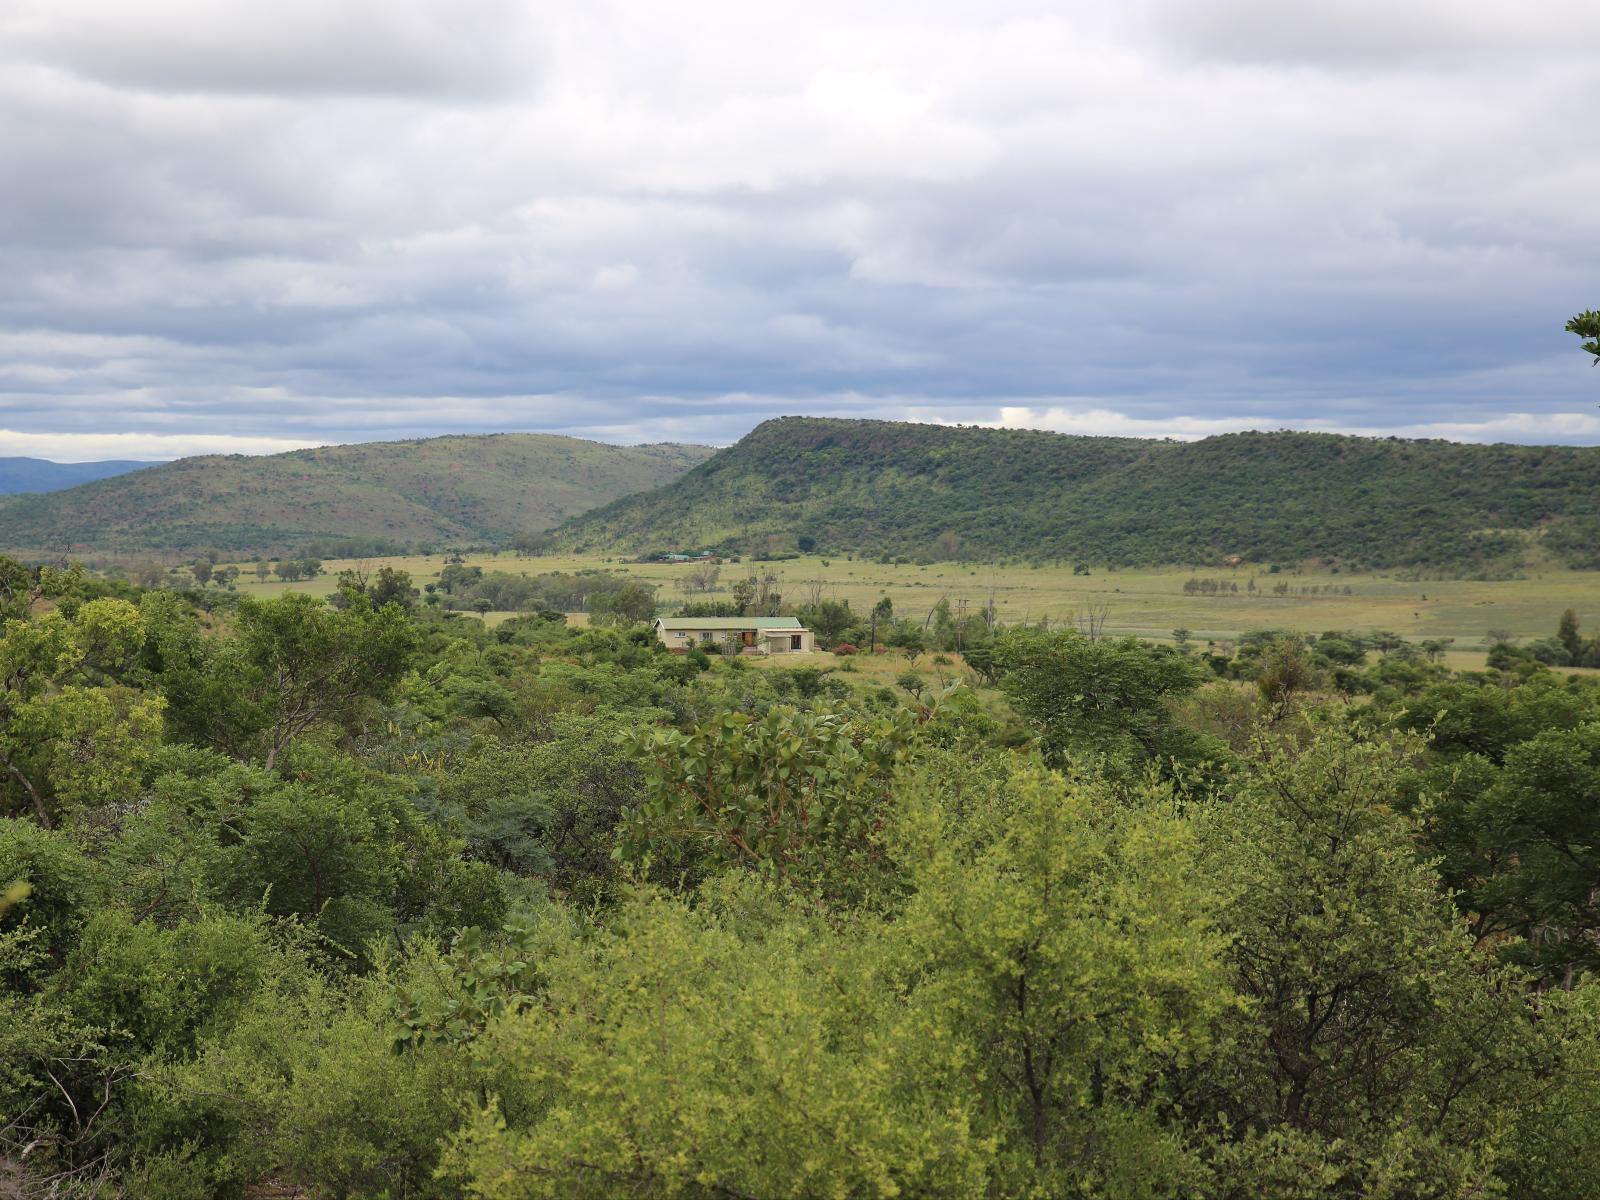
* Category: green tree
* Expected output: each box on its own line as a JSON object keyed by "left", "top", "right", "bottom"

{"left": 1567, "top": 309, "right": 1600, "bottom": 364}
{"left": 994, "top": 629, "right": 1208, "bottom": 767}
{"left": 1197, "top": 724, "right": 1538, "bottom": 1192}
{"left": 0, "top": 601, "right": 163, "bottom": 826}
{"left": 588, "top": 578, "right": 657, "bottom": 625}
{"left": 448, "top": 878, "right": 989, "bottom": 1199}
{"left": 0, "top": 555, "right": 36, "bottom": 624}
{"left": 621, "top": 702, "right": 918, "bottom": 885}
{"left": 892, "top": 761, "right": 1234, "bottom": 1193}
{"left": 148, "top": 592, "right": 416, "bottom": 770}
{"left": 1558, "top": 607, "right": 1582, "bottom": 663}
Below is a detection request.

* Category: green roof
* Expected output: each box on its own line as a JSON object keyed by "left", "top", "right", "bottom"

{"left": 657, "top": 617, "right": 805, "bottom": 630}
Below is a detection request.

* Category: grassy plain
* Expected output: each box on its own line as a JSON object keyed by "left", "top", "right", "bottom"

{"left": 222, "top": 551, "right": 1600, "bottom": 664}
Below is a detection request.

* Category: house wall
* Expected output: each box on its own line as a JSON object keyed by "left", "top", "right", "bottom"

{"left": 655, "top": 624, "right": 814, "bottom": 654}
{"left": 763, "top": 630, "right": 815, "bottom": 653}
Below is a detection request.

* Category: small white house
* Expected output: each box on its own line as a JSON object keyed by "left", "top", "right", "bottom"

{"left": 654, "top": 615, "right": 815, "bottom": 655}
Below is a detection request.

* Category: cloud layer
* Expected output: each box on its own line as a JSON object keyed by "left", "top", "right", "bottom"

{"left": 2, "top": 0, "right": 1596, "bottom": 459}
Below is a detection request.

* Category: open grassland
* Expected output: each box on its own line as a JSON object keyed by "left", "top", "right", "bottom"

{"left": 220, "top": 551, "right": 1600, "bottom": 655}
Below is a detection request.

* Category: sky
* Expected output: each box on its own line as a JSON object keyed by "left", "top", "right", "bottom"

{"left": 1, "top": 0, "right": 1597, "bottom": 461}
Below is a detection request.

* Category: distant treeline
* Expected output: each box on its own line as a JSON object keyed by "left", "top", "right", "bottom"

{"left": 434, "top": 565, "right": 656, "bottom": 621}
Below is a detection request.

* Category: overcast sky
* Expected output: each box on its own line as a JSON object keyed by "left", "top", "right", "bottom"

{"left": 2, "top": 0, "right": 1596, "bottom": 460}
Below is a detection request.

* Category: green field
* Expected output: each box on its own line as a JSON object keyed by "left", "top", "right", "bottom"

{"left": 222, "top": 551, "right": 1600, "bottom": 661}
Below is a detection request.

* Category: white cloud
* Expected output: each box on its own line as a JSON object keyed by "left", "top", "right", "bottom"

{"left": 0, "top": 428, "right": 324, "bottom": 462}
{"left": 947, "top": 405, "right": 1600, "bottom": 445}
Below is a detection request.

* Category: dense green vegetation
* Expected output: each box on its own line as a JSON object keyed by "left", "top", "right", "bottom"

{"left": 560, "top": 416, "right": 1600, "bottom": 570}
{"left": 6, "top": 554, "right": 1600, "bottom": 1197}
{"left": 0, "top": 435, "right": 714, "bottom": 557}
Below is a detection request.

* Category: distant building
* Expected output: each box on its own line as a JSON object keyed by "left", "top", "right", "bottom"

{"left": 654, "top": 615, "right": 814, "bottom": 654}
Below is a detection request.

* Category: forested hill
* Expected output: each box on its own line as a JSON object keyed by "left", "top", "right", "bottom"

{"left": 0, "top": 457, "right": 151, "bottom": 495}
{"left": 559, "top": 417, "right": 1600, "bottom": 569}
{"left": 0, "top": 434, "right": 715, "bottom": 556}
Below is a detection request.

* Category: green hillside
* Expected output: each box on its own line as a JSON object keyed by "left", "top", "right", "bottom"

{"left": 0, "top": 434, "right": 715, "bottom": 555}
{"left": 560, "top": 417, "right": 1600, "bottom": 570}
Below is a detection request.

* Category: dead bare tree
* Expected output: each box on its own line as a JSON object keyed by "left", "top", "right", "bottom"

{"left": 1072, "top": 602, "right": 1110, "bottom": 641}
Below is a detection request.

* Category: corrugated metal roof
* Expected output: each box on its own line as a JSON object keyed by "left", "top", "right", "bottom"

{"left": 656, "top": 616, "right": 805, "bottom": 630}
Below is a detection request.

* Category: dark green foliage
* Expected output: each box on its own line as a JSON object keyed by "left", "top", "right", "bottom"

{"left": 994, "top": 628, "right": 1211, "bottom": 767}
{"left": 426, "top": 712, "right": 643, "bottom": 902}
{"left": 1567, "top": 309, "right": 1600, "bottom": 364}
{"left": 560, "top": 416, "right": 1600, "bottom": 569}
{"left": 147, "top": 590, "right": 416, "bottom": 769}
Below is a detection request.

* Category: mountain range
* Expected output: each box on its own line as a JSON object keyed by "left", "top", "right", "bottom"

{"left": 0, "top": 457, "right": 152, "bottom": 495}
{"left": 5, "top": 418, "right": 1600, "bottom": 571}
{"left": 0, "top": 435, "right": 715, "bottom": 556}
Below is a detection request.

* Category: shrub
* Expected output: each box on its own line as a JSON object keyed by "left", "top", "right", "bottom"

{"left": 833, "top": 643, "right": 858, "bottom": 656}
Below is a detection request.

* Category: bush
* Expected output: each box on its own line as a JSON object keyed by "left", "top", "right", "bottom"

{"left": 833, "top": 643, "right": 858, "bottom": 656}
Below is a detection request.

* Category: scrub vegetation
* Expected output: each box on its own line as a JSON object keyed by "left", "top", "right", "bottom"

{"left": 7, "top": 552, "right": 1600, "bottom": 1198}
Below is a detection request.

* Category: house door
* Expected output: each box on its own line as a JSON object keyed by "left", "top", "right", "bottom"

{"left": 742, "top": 631, "right": 755, "bottom": 648}
{"left": 790, "top": 634, "right": 802, "bottom": 651}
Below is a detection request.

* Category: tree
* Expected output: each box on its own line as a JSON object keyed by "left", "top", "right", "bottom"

{"left": 1558, "top": 608, "right": 1582, "bottom": 663}
{"left": 0, "top": 555, "right": 36, "bottom": 624}
{"left": 191, "top": 560, "right": 214, "bottom": 587}
{"left": 368, "top": 566, "right": 417, "bottom": 609}
{"left": 892, "top": 760, "right": 1233, "bottom": 1192}
{"left": 621, "top": 702, "right": 919, "bottom": 883}
{"left": 1567, "top": 310, "right": 1600, "bottom": 365}
{"left": 511, "top": 530, "right": 555, "bottom": 556}
{"left": 795, "top": 598, "right": 853, "bottom": 648}
{"left": 589, "top": 579, "right": 657, "bottom": 625}
{"left": 1198, "top": 724, "right": 1538, "bottom": 1192}
{"left": 148, "top": 591, "right": 416, "bottom": 771}
{"left": 1455, "top": 723, "right": 1600, "bottom": 984}
{"left": 0, "top": 600, "right": 163, "bottom": 826}
{"left": 896, "top": 668, "right": 927, "bottom": 702}
{"left": 994, "top": 629, "right": 1208, "bottom": 766}
{"left": 1254, "top": 637, "right": 1329, "bottom": 710}
{"left": 448, "top": 879, "right": 989, "bottom": 1199}
{"left": 676, "top": 561, "right": 720, "bottom": 595}
{"left": 888, "top": 621, "right": 925, "bottom": 661}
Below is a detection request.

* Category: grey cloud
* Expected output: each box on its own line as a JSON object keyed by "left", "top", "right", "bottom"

{"left": 1148, "top": 0, "right": 1600, "bottom": 66}
{"left": 2, "top": 0, "right": 544, "bottom": 98}
{"left": 0, "top": 1, "right": 1596, "bottom": 458}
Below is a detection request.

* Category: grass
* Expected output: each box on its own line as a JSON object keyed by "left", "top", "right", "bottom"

{"left": 218, "top": 551, "right": 1600, "bottom": 663}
